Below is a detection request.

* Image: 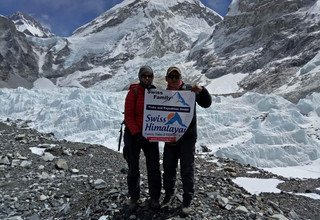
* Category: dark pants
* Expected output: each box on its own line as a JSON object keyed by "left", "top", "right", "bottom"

{"left": 123, "top": 128, "right": 161, "bottom": 201}
{"left": 163, "top": 138, "right": 196, "bottom": 206}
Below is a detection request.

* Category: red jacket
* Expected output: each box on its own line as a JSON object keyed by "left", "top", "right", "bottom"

{"left": 124, "top": 83, "right": 146, "bottom": 136}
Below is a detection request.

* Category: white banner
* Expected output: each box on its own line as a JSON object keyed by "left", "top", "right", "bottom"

{"left": 143, "top": 89, "right": 195, "bottom": 142}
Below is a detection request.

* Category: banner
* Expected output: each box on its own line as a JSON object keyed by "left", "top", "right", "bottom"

{"left": 143, "top": 89, "right": 195, "bottom": 142}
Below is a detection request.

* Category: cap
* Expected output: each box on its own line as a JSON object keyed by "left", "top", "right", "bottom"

{"left": 166, "top": 66, "right": 181, "bottom": 76}
{"left": 138, "top": 65, "right": 154, "bottom": 78}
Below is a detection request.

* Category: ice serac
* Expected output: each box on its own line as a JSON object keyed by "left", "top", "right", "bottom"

{"left": 189, "top": 0, "right": 320, "bottom": 102}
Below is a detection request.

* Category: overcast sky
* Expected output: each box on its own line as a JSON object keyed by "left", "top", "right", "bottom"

{"left": 0, "top": 0, "right": 231, "bottom": 37}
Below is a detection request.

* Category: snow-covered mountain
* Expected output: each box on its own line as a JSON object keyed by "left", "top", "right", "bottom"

{"left": 0, "top": 0, "right": 320, "bottom": 101}
{"left": 9, "top": 12, "right": 54, "bottom": 38}
{"left": 52, "top": 0, "right": 222, "bottom": 89}
{"left": 189, "top": 0, "right": 320, "bottom": 102}
{"left": 0, "top": 15, "right": 38, "bottom": 88}
{"left": 0, "top": 0, "right": 222, "bottom": 90}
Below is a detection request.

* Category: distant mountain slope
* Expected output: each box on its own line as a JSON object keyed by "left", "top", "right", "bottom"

{"left": 0, "top": 0, "right": 319, "bottom": 102}
{"left": 0, "top": 0, "right": 221, "bottom": 90}
{"left": 53, "top": 0, "right": 222, "bottom": 89}
{"left": 189, "top": 0, "right": 320, "bottom": 102}
{"left": 9, "top": 12, "right": 54, "bottom": 38}
{"left": 0, "top": 15, "right": 38, "bottom": 88}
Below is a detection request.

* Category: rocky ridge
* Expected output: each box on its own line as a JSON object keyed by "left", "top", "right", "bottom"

{"left": 0, "top": 120, "right": 319, "bottom": 220}
{"left": 0, "top": 16, "right": 38, "bottom": 89}
{"left": 9, "top": 12, "right": 54, "bottom": 38}
{"left": 189, "top": 0, "right": 320, "bottom": 102}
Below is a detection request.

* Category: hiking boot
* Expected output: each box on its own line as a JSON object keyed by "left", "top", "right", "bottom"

{"left": 161, "top": 194, "right": 174, "bottom": 206}
{"left": 180, "top": 200, "right": 192, "bottom": 216}
{"left": 149, "top": 199, "right": 160, "bottom": 210}
{"left": 128, "top": 198, "right": 138, "bottom": 211}
{"left": 181, "top": 205, "right": 192, "bottom": 216}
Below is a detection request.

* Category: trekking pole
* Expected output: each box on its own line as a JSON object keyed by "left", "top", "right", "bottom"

{"left": 118, "top": 121, "right": 124, "bottom": 151}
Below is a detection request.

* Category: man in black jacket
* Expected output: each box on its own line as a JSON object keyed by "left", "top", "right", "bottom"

{"left": 162, "top": 66, "right": 212, "bottom": 215}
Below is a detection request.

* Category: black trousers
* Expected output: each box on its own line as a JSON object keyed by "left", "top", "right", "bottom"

{"left": 123, "top": 129, "right": 161, "bottom": 201}
{"left": 163, "top": 138, "right": 196, "bottom": 206}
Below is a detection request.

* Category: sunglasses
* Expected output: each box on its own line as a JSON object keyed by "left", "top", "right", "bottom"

{"left": 167, "top": 74, "right": 181, "bottom": 80}
{"left": 141, "top": 74, "right": 153, "bottom": 79}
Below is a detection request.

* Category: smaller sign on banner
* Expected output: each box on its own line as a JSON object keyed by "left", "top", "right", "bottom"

{"left": 143, "top": 89, "right": 195, "bottom": 142}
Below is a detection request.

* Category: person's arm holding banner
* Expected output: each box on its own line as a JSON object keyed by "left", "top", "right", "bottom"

{"left": 193, "top": 85, "right": 212, "bottom": 108}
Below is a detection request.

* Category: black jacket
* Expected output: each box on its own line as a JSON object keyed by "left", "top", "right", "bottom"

{"left": 177, "top": 83, "right": 212, "bottom": 142}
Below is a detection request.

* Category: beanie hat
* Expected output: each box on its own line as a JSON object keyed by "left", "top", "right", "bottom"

{"left": 138, "top": 65, "right": 154, "bottom": 79}
{"left": 166, "top": 66, "right": 181, "bottom": 76}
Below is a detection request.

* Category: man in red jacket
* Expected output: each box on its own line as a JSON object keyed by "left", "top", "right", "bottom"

{"left": 123, "top": 65, "right": 161, "bottom": 211}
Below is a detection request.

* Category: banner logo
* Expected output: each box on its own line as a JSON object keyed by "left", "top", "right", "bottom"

{"left": 163, "top": 92, "right": 190, "bottom": 107}
{"left": 143, "top": 89, "right": 195, "bottom": 142}
{"left": 165, "top": 112, "right": 187, "bottom": 127}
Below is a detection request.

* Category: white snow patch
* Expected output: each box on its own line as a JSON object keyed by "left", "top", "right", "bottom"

{"left": 206, "top": 73, "right": 247, "bottom": 94}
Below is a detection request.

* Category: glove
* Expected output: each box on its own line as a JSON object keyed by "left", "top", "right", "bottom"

{"left": 134, "top": 133, "right": 149, "bottom": 146}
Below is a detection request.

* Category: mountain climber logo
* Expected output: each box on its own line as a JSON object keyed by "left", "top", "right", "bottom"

{"left": 176, "top": 92, "right": 189, "bottom": 107}
{"left": 163, "top": 92, "right": 190, "bottom": 107}
{"left": 165, "top": 112, "right": 187, "bottom": 127}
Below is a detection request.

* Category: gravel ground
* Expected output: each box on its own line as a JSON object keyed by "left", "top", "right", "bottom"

{"left": 0, "top": 121, "right": 319, "bottom": 220}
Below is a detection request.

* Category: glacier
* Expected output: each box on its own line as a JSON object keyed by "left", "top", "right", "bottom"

{"left": 0, "top": 86, "right": 319, "bottom": 169}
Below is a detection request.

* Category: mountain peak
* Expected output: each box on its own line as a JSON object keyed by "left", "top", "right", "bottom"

{"left": 61, "top": 0, "right": 222, "bottom": 90}
{"left": 9, "top": 12, "right": 54, "bottom": 38}
{"left": 73, "top": 0, "right": 221, "bottom": 37}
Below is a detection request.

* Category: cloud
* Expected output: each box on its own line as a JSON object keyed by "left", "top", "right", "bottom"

{"left": 0, "top": 0, "right": 123, "bottom": 36}
{"left": 29, "top": 0, "right": 122, "bottom": 35}
{"left": 39, "top": 14, "right": 53, "bottom": 31}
